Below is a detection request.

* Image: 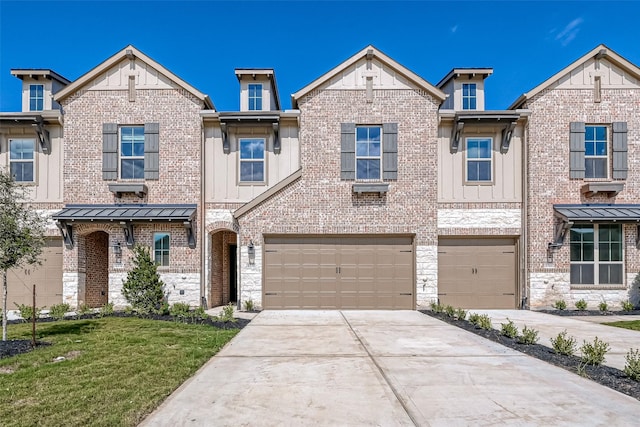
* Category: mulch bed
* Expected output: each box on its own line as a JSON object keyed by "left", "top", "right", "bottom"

{"left": 419, "top": 310, "right": 640, "bottom": 401}
{"left": 0, "top": 312, "right": 250, "bottom": 360}
{"left": 537, "top": 309, "right": 640, "bottom": 317}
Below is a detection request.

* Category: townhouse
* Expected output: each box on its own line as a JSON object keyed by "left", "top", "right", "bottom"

{"left": 1, "top": 44, "right": 638, "bottom": 311}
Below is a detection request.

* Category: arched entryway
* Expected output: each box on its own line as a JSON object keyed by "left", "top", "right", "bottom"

{"left": 210, "top": 230, "right": 237, "bottom": 307}
{"left": 85, "top": 231, "right": 109, "bottom": 308}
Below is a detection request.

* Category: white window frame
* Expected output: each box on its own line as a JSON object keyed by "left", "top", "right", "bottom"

{"left": 239, "top": 138, "right": 266, "bottom": 183}
{"left": 29, "top": 84, "right": 44, "bottom": 111}
{"left": 462, "top": 83, "right": 477, "bottom": 110}
{"left": 154, "top": 232, "right": 170, "bottom": 267}
{"left": 584, "top": 125, "right": 609, "bottom": 179}
{"left": 465, "top": 137, "right": 493, "bottom": 183}
{"left": 119, "top": 126, "right": 145, "bottom": 180}
{"left": 570, "top": 224, "right": 624, "bottom": 286}
{"left": 9, "top": 138, "right": 36, "bottom": 183}
{"left": 355, "top": 126, "right": 382, "bottom": 181}
{"left": 248, "top": 83, "right": 263, "bottom": 111}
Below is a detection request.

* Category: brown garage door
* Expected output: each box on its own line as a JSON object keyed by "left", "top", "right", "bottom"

{"left": 438, "top": 238, "right": 517, "bottom": 309}
{"left": 7, "top": 238, "right": 63, "bottom": 308}
{"left": 263, "top": 236, "right": 414, "bottom": 309}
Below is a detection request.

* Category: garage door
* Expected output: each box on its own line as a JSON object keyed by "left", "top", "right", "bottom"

{"left": 438, "top": 238, "right": 517, "bottom": 309}
{"left": 7, "top": 238, "right": 63, "bottom": 308}
{"left": 263, "top": 236, "right": 414, "bottom": 309}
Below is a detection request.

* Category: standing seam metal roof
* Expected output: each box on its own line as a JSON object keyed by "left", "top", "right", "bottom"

{"left": 52, "top": 204, "right": 197, "bottom": 221}
{"left": 553, "top": 204, "right": 640, "bottom": 222}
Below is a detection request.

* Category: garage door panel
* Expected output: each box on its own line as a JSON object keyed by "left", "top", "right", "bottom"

{"left": 263, "top": 236, "right": 414, "bottom": 309}
{"left": 438, "top": 238, "right": 517, "bottom": 309}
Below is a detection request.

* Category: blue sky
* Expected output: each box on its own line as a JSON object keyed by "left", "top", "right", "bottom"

{"left": 1, "top": 1, "right": 638, "bottom": 112}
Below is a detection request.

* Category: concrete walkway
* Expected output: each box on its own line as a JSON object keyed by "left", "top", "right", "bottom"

{"left": 140, "top": 310, "right": 639, "bottom": 426}
{"left": 473, "top": 310, "right": 639, "bottom": 371}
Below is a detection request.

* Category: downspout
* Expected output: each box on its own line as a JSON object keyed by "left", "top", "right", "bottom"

{"left": 236, "top": 231, "right": 241, "bottom": 311}
{"left": 521, "top": 120, "right": 529, "bottom": 309}
{"left": 200, "top": 117, "right": 206, "bottom": 308}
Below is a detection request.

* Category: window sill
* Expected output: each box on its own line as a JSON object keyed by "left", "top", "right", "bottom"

{"left": 352, "top": 182, "right": 389, "bottom": 196}
{"left": 570, "top": 285, "right": 626, "bottom": 291}
{"left": 580, "top": 182, "right": 624, "bottom": 198}
{"left": 109, "top": 183, "right": 148, "bottom": 198}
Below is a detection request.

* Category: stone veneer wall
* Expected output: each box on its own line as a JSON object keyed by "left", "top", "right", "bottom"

{"left": 237, "top": 88, "right": 441, "bottom": 308}
{"left": 525, "top": 87, "right": 640, "bottom": 308}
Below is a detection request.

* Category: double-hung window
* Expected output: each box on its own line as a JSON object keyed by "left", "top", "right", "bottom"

{"left": 239, "top": 138, "right": 265, "bottom": 182}
{"left": 120, "top": 126, "right": 145, "bottom": 179}
{"left": 356, "top": 126, "right": 381, "bottom": 180}
{"left": 29, "top": 84, "right": 44, "bottom": 111}
{"left": 248, "top": 84, "right": 262, "bottom": 111}
{"left": 570, "top": 224, "right": 623, "bottom": 285}
{"left": 466, "top": 138, "right": 492, "bottom": 182}
{"left": 9, "top": 139, "right": 35, "bottom": 182}
{"left": 154, "top": 233, "right": 170, "bottom": 267}
{"left": 584, "top": 125, "right": 608, "bottom": 179}
{"left": 462, "top": 83, "right": 476, "bottom": 110}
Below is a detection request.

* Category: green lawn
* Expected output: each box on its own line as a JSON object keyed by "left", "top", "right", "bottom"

{"left": 602, "top": 320, "right": 640, "bottom": 331}
{"left": 0, "top": 317, "right": 238, "bottom": 426}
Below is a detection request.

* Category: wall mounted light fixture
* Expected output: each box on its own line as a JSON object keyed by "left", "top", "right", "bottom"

{"left": 248, "top": 240, "right": 255, "bottom": 265}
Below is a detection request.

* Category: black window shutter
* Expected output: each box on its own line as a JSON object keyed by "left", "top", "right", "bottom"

{"left": 144, "top": 123, "right": 160, "bottom": 180}
{"left": 569, "top": 122, "right": 585, "bottom": 179}
{"left": 612, "top": 122, "right": 628, "bottom": 179}
{"left": 102, "top": 123, "right": 118, "bottom": 180}
{"left": 340, "top": 123, "right": 356, "bottom": 180}
{"left": 382, "top": 123, "right": 398, "bottom": 180}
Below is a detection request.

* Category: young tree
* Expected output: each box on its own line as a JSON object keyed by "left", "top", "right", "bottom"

{"left": 122, "top": 245, "right": 166, "bottom": 314}
{"left": 1, "top": 171, "right": 46, "bottom": 340}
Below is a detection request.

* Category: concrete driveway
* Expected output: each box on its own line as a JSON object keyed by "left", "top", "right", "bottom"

{"left": 140, "top": 310, "right": 639, "bottom": 426}
{"left": 473, "top": 310, "right": 640, "bottom": 371}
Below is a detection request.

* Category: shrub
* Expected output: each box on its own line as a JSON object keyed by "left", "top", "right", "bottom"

{"left": 170, "top": 302, "right": 191, "bottom": 319}
{"left": 623, "top": 348, "right": 640, "bottom": 381}
{"left": 580, "top": 337, "right": 610, "bottom": 366}
{"left": 191, "top": 306, "right": 209, "bottom": 321}
{"left": 553, "top": 299, "right": 567, "bottom": 310}
{"left": 444, "top": 305, "right": 455, "bottom": 318}
{"left": 430, "top": 301, "right": 444, "bottom": 313}
{"left": 550, "top": 330, "right": 577, "bottom": 356}
{"left": 575, "top": 299, "right": 588, "bottom": 311}
{"left": 49, "top": 303, "right": 71, "bottom": 320}
{"left": 123, "top": 305, "right": 133, "bottom": 314}
{"left": 77, "top": 303, "right": 93, "bottom": 316}
{"left": 622, "top": 300, "right": 635, "bottom": 312}
{"left": 598, "top": 301, "right": 608, "bottom": 312}
{"left": 517, "top": 326, "right": 539, "bottom": 345}
{"left": 220, "top": 303, "right": 237, "bottom": 323}
{"left": 477, "top": 314, "right": 492, "bottom": 330}
{"left": 468, "top": 312, "right": 481, "bottom": 325}
{"left": 454, "top": 308, "right": 467, "bottom": 321}
{"left": 243, "top": 299, "right": 255, "bottom": 312}
{"left": 121, "top": 245, "right": 166, "bottom": 315}
{"left": 99, "top": 302, "right": 114, "bottom": 317}
{"left": 14, "top": 303, "right": 42, "bottom": 322}
{"left": 500, "top": 319, "right": 519, "bottom": 338}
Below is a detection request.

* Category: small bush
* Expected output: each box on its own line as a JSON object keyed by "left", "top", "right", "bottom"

{"left": 170, "top": 302, "right": 191, "bottom": 319}
{"left": 77, "top": 303, "right": 93, "bottom": 316}
{"left": 553, "top": 300, "right": 567, "bottom": 310}
{"left": 580, "top": 337, "right": 610, "bottom": 366}
{"left": 622, "top": 300, "right": 635, "bottom": 312}
{"left": 430, "top": 301, "right": 444, "bottom": 313}
{"left": 575, "top": 299, "right": 588, "bottom": 311}
{"left": 243, "top": 299, "right": 255, "bottom": 312}
{"left": 99, "top": 302, "right": 114, "bottom": 317}
{"left": 49, "top": 303, "right": 71, "bottom": 320}
{"left": 121, "top": 245, "right": 166, "bottom": 315}
{"left": 191, "top": 306, "right": 209, "bottom": 321}
{"left": 444, "top": 305, "right": 455, "bottom": 318}
{"left": 500, "top": 319, "right": 519, "bottom": 338}
{"left": 123, "top": 305, "right": 133, "bottom": 314}
{"left": 220, "top": 303, "right": 237, "bottom": 323}
{"left": 624, "top": 348, "right": 640, "bottom": 381}
{"left": 550, "top": 330, "right": 577, "bottom": 356}
{"left": 517, "top": 326, "right": 539, "bottom": 345}
{"left": 598, "top": 301, "right": 608, "bottom": 312}
{"left": 468, "top": 312, "right": 481, "bottom": 325}
{"left": 477, "top": 314, "right": 492, "bottom": 330}
{"left": 14, "top": 303, "right": 42, "bottom": 322}
{"left": 454, "top": 308, "right": 467, "bottom": 321}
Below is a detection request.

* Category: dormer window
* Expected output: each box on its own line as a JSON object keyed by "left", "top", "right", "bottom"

{"left": 248, "top": 84, "right": 262, "bottom": 111}
{"left": 29, "top": 84, "right": 44, "bottom": 111}
{"left": 462, "top": 83, "right": 476, "bottom": 110}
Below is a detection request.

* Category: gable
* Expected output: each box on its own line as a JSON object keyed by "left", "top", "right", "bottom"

{"left": 325, "top": 57, "right": 416, "bottom": 91}
{"left": 88, "top": 58, "right": 181, "bottom": 91}
{"left": 553, "top": 57, "right": 639, "bottom": 90}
